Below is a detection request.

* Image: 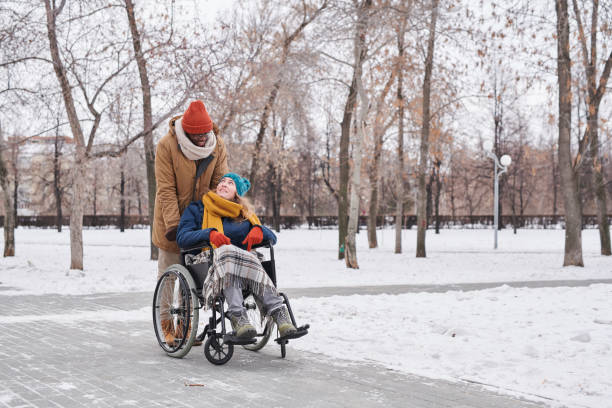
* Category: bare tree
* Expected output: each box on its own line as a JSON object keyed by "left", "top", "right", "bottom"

{"left": 124, "top": 0, "right": 158, "bottom": 259}
{"left": 395, "top": 8, "right": 407, "bottom": 254}
{"left": 345, "top": 0, "right": 372, "bottom": 269}
{"left": 416, "top": 0, "right": 439, "bottom": 258}
{"left": 0, "top": 122, "right": 15, "bottom": 256}
{"left": 555, "top": 0, "right": 583, "bottom": 266}
{"left": 366, "top": 65, "right": 396, "bottom": 248}
{"left": 248, "top": 0, "right": 329, "bottom": 193}
{"left": 571, "top": 0, "right": 612, "bottom": 255}
{"left": 53, "top": 119, "right": 65, "bottom": 232}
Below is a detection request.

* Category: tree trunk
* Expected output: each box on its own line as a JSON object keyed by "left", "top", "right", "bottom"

{"left": 0, "top": 125, "right": 15, "bottom": 257}
{"left": 552, "top": 145, "right": 558, "bottom": 224}
{"left": 120, "top": 168, "right": 126, "bottom": 233}
{"left": 12, "top": 149, "right": 18, "bottom": 228}
{"left": 395, "top": 12, "right": 406, "bottom": 254}
{"left": 434, "top": 159, "right": 441, "bottom": 234}
{"left": 591, "top": 113, "right": 611, "bottom": 255}
{"left": 69, "top": 149, "right": 86, "bottom": 270}
{"left": 45, "top": 0, "right": 88, "bottom": 270}
{"left": 367, "top": 129, "right": 383, "bottom": 248}
{"left": 416, "top": 0, "right": 439, "bottom": 258}
{"left": 555, "top": 0, "right": 583, "bottom": 266}
{"left": 272, "top": 162, "right": 282, "bottom": 233}
{"left": 345, "top": 0, "right": 372, "bottom": 269}
{"left": 249, "top": 83, "right": 280, "bottom": 193}
{"left": 136, "top": 179, "right": 143, "bottom": 216}
{"left": 92, "top": 168, "right": 98, "bottom": 220}
{"left": 54, "top": 130, "right": 63, "bottom": 232}
{"left": 511, "top": 171, "right": 518, "bottom": 234}
{"left": 339, "top": 77, "right": 357, "bottom": 259}
{"left": 426, "top": 169, "right": 433, "bottom": 226}
{"left": 587, "top": 106, "right": 611, "bottom": 255}
{"left": 571, "top": 0, "right": 612, "bottom": 255}
{"left": 125, "top": 0, "right": 158, "bottom": 260}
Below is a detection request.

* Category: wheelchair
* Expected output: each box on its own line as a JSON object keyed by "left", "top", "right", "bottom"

{"left": 152, "top": 240, "right": 309, "bottom": 365}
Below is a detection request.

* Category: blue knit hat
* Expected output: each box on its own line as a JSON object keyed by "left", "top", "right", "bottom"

{"left": 221, "top": 173, "right": 251, "bottom": 196}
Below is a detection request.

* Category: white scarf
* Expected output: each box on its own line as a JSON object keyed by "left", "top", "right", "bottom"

{"left": 175, "top": 118, "right": 217, "bottom": 160}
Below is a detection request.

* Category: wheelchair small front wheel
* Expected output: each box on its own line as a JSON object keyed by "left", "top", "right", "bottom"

{"left": 204, "top": 335, "right": 234, "bottom": 365}
{"left": 152, "top": 264, "right": 199, "bottom": 359}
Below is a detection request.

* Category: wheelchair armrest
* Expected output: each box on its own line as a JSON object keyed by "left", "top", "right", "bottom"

{"left": 180, "top": 239, "right": 274, "bottom": 254}
{"left": 180, "top": 240, "right": 213, "bottom": 254}
{"left": 252, "top": 240, "right": 274, "bottom": 249}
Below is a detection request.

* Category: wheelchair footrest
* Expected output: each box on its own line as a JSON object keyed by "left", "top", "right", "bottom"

{"left": 275, "top": 325, "right": 309, "bottom": 343}
{"left": 223, "top": 333, "right": 257, "bottom": 345}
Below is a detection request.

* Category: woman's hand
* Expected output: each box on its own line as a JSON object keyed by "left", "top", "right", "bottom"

{"left": 242, "top": 226, "right": 263, "bottom": 252}
{"left": 209, "top": 230, "right": 231, "bottom": 247}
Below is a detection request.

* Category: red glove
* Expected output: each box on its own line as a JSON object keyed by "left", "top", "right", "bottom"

{"left": 242, "top": 226, "right": 263, "bottom": 252}
{"left": 209, "top": 230, "right": 231, "bottom": 248}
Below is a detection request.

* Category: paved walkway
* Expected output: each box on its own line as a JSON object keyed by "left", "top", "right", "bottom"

{"left": 2, "top": 280, "right": 603, "bottom": 407}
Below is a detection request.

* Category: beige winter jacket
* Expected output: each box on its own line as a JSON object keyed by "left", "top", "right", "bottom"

{"left": 152, "top": 116, "right": 229, "bottom": 253}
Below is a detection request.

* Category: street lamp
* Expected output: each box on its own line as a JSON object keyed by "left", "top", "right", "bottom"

{"left": 483, "top": 141, "right": 511, "bottom": 249}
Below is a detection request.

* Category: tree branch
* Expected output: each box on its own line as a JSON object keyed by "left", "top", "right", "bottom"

{"left": 89, "top": 94, "right": 190, "bottom": 158}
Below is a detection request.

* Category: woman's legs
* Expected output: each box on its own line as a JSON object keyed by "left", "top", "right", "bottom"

{"left": 224, "top": 283, "right": 284, "bottom": 317}
{"left": 222, "top": 285, "right": 245, "bottom": 315}
{"left": 252, "top": 287, "right": 284, "bottom": 315}
{"left": 209, "top": 245, "right": 296, "bottom": 338}
{"left": 222, "top": 285, "right": 256, "bottom": 338}
{"left": 252, "top": 289, "right": 297, "bottom": 337}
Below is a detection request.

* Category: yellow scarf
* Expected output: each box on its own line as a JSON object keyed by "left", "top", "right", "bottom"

{"left": 201, "top": 191, "right": 261, "bottom": 248}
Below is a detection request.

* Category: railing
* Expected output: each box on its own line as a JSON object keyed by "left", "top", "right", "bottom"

{"left": 1, "top": 215, "right": 149, "bottom": 229}
{"left": 1, "top": 214, "right": 610, "bottom": 229}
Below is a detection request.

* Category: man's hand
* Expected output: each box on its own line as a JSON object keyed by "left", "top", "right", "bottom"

{"left": 242, "top": 226, "right": 263, "bottom": 252}
{"left": 165, "top": 226, "right": 178, "bottom": 241}
{"left": 209, "top": 230, "right": 231, "bottom": 247}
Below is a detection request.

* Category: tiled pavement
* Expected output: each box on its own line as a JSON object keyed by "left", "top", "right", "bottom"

{"left": 0, "top": 282, "right": 581, "bottom": 407}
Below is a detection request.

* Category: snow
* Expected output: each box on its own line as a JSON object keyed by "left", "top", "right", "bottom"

{"left": 291, "top": 285, "right": 612, "bottom": 408}
{"left": 1, "top": 226, "right": 612, "bottom": 407}
{"left": 0, "top": 228, "right": 610, "bottom": 295}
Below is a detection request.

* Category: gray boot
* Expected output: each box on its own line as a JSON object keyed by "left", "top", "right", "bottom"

{"left": 271, "top": 306, "right": 297, "bottom": 337}
{"left": 228, "top": 310, "right": 256, "bottom": 339}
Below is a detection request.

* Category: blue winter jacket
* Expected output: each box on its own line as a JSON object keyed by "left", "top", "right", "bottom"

{"left": 176, "top": 201, "right": 277, "bottom": 250}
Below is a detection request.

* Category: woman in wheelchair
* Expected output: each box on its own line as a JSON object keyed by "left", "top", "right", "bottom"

{"left": 175, "top": 172, "right": 297, "bottom": 341}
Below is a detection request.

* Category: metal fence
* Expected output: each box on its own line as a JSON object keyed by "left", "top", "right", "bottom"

{"left": 1, "top": 214, "right": 610, "bottom": 229}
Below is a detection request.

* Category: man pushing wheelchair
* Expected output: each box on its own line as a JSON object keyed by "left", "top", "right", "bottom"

{"left": 151, "top": 100, "right": 307, "bottom": 364}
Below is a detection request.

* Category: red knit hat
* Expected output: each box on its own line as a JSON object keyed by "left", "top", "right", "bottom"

{"left": 181, "top": 100, "right": 213, "bottom": 134}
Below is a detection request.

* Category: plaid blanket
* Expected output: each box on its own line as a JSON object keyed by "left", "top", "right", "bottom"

{"left": 201, "top": 245, "right": 277, "bottom": 310}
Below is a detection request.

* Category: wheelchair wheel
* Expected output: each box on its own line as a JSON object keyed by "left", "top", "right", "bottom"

{"left": 152, "top": 264, "right": 199, "bottom": 358}
{"left": 242, "top": 295, "right": 273, "bottom": 352}
{"left": 204, "top": 335, "right": 234, "bottom": 365}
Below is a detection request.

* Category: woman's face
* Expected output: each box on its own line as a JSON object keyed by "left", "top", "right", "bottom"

{"left": 216, "top": 177, "right": 237, "bottom": 200}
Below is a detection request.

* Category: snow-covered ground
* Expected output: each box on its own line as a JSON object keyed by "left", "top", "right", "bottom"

{"left": 0, "top": 227, "right": 610, "bottom": 295}
{"left": 1, "top": 227, "right": 612, "bottom": 407}
{"left": 292, "top": 286, "right": 612, "bottom": 408}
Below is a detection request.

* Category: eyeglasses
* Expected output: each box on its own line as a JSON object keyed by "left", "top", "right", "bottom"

{"left": 187, "top": 131, "right": 213, "bottom": 139}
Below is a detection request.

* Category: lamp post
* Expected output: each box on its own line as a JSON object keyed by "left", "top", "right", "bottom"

{"left": 483, "top": 141, "right": 511, "bottom": 249}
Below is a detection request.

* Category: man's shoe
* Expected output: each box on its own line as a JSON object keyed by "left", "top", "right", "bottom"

{"left": 175, "top": 320, "right": 203, "bottom": 345}
{"left": 271, "top": 306, "right": 297, "bottom": 338}
{"left": 228, "top": 310, "right": 257, "bottom": 339}
{"left": 161, "top": 320, "right": 176, "bottom": 346}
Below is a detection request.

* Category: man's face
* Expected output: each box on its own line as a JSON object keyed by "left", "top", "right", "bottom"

{"left": 186, "top": 130, "right": 213, "bottom": 147}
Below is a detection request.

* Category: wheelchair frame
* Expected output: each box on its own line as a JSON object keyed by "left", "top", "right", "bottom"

{"left": 152, "top": 240, "right": 309, "bottom": 365}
